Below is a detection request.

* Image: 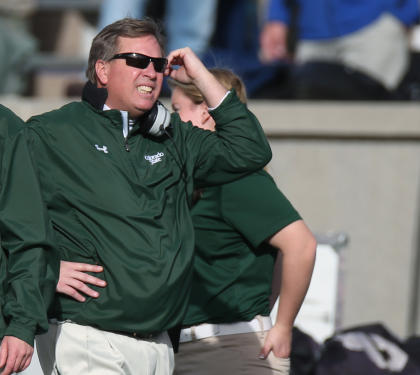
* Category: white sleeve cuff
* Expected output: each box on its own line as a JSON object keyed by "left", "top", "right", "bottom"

{"left": 208, "top": 90, "right": 231, "bottom": 111}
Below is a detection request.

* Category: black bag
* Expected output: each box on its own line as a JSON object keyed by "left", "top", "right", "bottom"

{"left": 291, "top": 61, "right": 392, "bottom": 100}
{"left": 291, "top": 326, "right": 321, "bottom": 375}
{"left": 314, "top": 323, "right": 420, "bottom": 375}
{"left": 403, "top": 335, "right": 420, "bottom": 369}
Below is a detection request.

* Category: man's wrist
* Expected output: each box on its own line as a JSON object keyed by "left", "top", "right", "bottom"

{"left": 208, "top": 90, "right": 231, "bottom": 111}
{"left": 4, "top": 321, "right": 36, "bottom": 347}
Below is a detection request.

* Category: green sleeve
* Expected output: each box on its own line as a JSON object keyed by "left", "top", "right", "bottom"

{"left": 183, "top": 90, "right": 272, "bottom": 188}
{"left": 0, "top": 128, "right": 59, "bottom": 346}
{"left": 0, "top": 251, "right": 7, "bottom": 337}
{"left": 0, "top": 105, "right": 24, "bottom": 132}
{"left": 220, "top": 170, "right": 302, "bottom": 248}
{"left": 0, "top": 105, "right": 25, "bottom": 339}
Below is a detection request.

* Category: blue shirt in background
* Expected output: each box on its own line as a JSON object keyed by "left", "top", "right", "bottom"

{"left": 266, "top": 0, "right": 420, "bottom": 40}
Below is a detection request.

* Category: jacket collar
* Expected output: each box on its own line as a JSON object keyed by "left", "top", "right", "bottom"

{"left": 80, "top": 81, "right": 170, "bottom": 138}
{"left": 81, "top": 81, "right": 108, "bottom": 110}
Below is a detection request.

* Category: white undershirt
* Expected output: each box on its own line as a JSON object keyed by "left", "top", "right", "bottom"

{"left": 103, "top": 104, "right": 133, "bottom": 138}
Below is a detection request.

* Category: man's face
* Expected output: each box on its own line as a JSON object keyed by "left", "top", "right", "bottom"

{"left": 101, "top": 35, "right": 164, "bottom": 117}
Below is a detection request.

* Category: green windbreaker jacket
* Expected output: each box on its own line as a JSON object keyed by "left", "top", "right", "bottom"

{"left": 0, "top": 104, "right": 58, "bottom": 345}
{"left": 21, "top": 87, "right": 271, "bottom": 335}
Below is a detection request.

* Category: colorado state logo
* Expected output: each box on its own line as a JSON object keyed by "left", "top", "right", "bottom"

{"left": 144, "top": 152, "right": 164, "bottom": 165}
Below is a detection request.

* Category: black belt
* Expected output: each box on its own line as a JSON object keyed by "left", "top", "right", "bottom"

{"left": 107, "top": 330, "right": 160, "bottom": 340}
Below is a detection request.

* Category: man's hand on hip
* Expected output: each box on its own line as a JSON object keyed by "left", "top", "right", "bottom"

{"left": 57, "top": 261, "right": 106, "bottom": 302}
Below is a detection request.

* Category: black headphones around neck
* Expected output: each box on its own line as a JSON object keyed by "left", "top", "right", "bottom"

{"left": 140, "top": 100, "right": 171, "bottom": 137}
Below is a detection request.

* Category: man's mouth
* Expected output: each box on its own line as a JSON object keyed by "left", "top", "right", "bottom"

{"left": 137, "top": 85, "right": 153, "bottom": 94}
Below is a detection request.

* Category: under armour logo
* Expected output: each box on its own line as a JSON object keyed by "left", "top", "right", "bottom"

{"left": 145, "top": 152, "right": 164, "bottom": 165}
{"left": 95, "top": 144, "right": 109, "bottom": 154}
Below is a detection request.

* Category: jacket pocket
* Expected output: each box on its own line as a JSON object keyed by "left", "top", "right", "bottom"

{"left": 52, "top": 220, "right": 98, "bottom": 262}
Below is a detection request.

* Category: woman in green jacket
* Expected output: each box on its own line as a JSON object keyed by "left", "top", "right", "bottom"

{"left": 168, "top": 69, "right": 316, "bottom": 374}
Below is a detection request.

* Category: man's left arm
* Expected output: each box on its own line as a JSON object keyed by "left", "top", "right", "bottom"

{"left": 167, "top": 48, "right": 272, "bottom": 187}
{"left": 197, "top": 91, "right": 272, "bottom": 187}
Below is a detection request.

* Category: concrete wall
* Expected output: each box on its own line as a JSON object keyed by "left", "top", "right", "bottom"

{"left": 249, "top": 100, "right": 420, "bottom": 339}
{"left": 3, "top": 96, "right": 420, "bottom": 339}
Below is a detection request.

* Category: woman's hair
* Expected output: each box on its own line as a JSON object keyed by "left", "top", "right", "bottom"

{"left": 168, "top": 68, "right": 247, "bottom": 104}
{"left": 86, "top": 17, "right": 166, "bottom": 84}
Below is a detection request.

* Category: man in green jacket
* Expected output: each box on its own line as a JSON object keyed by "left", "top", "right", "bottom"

{"left": 27, "top": 18, "right": 271, "bottom": 375}
{"left": 0, "top": 105, "right": 58, "bottom": 375}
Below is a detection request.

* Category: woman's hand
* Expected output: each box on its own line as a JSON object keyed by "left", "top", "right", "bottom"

{"left": 259, "top": 323, "right": 292, "bottom": 359}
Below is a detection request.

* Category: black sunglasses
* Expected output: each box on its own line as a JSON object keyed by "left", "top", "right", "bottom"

{"left": 111, "top": 53, "right": 168, "bottom": 73}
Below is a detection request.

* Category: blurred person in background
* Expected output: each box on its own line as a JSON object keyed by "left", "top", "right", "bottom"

{"left": 199, "top": 0, "right": 289, "bottom": 99}
{"left": 98, "top": 0, "right": 217, "bottom": 58}
{"left": 168, "top": 68, "right": 316, "bottom": 374}
{"left": 0, "top": 105, "right": 58, "bottom": 375}
{"left": 259, "top": 0, "right": 420, "bottom": 100}
{"left": 0, "top": 0, "right": 37, "bottom": 95}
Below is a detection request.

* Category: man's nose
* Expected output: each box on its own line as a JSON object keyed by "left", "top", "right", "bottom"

{"left": 142, "top": 60, "right": 157, "bottom": 77}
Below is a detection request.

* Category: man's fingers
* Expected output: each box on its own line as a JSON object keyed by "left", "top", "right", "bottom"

{"left": 22, "top": 354, "right": 32, "bottom": 372}
{"left": 20, "top": 359, "right": 31, "bottom": 373}
{"left": 73, "top": 263, "right": 103, "bottom": 273}
{"left": 2, "top": 359, "right": 16, "bottom": 375}
{"left": 62, "top": 260, "right": 103, "bottom": 273}
{"left": 0, "top": 341, "right": 8, "bottom": 368}
{"left": 22, "top": 353, "right": 33, "bottom": 372}
{"left": 74, "top": 271, "right": 106, "bottom": 287}
{"left": 59, "top": 285, "right": 87, "bottom": 302}
{"left": 2, "top": 351, "right": 16, "bottom": 375}
{"left": 58, "top": 261, "right": 106, "bottom": 300}
{"left": 15, "top": 347, "right": 33, "bottom": 373}
{"left": 17, "top": 352, "right": 31, "bottom": 373}
{"left": 68, "top": 279, "right": 100, "bottom": 298}
{"left": 166, "top": 48, "right": 186, "bottom": 66}
{"left": 58, "top": 277, "right": 102, "bottom": 300}
{"left": 12, "top": 354, "right": 23, "bottom": 375}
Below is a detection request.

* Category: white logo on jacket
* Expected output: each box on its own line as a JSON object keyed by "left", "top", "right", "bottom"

{"left": 145, "top": 152, "right": 164, "bottom": 165}
{"left": 95, "top": 144, "right": 109, "bottom": 154}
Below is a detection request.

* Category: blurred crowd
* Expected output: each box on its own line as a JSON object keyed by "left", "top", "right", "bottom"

{"left": 2, "top": 0, "right": 420, "bottom": 100}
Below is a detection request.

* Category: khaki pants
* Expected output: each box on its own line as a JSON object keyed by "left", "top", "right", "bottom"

{"left": 36, "top": 322, "right": 174, "bottom": 375}
{"left": 296, "top": 13, "right": 409, "bottom": 90}
{"left": 174, "top": 330, "right": 290, "bottom": 375}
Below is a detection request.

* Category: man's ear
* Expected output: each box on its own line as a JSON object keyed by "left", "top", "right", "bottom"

{"left": 95, "top": 60, "right": 109, "bottom": 87}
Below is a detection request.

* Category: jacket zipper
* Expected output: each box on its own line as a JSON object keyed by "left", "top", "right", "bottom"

{"left": 122, "top": 110, "right": 130, "bottom": 152}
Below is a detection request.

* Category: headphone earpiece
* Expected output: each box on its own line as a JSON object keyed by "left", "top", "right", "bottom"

{"left": 140, "top": 100, "right": 171, "bottom": 137}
